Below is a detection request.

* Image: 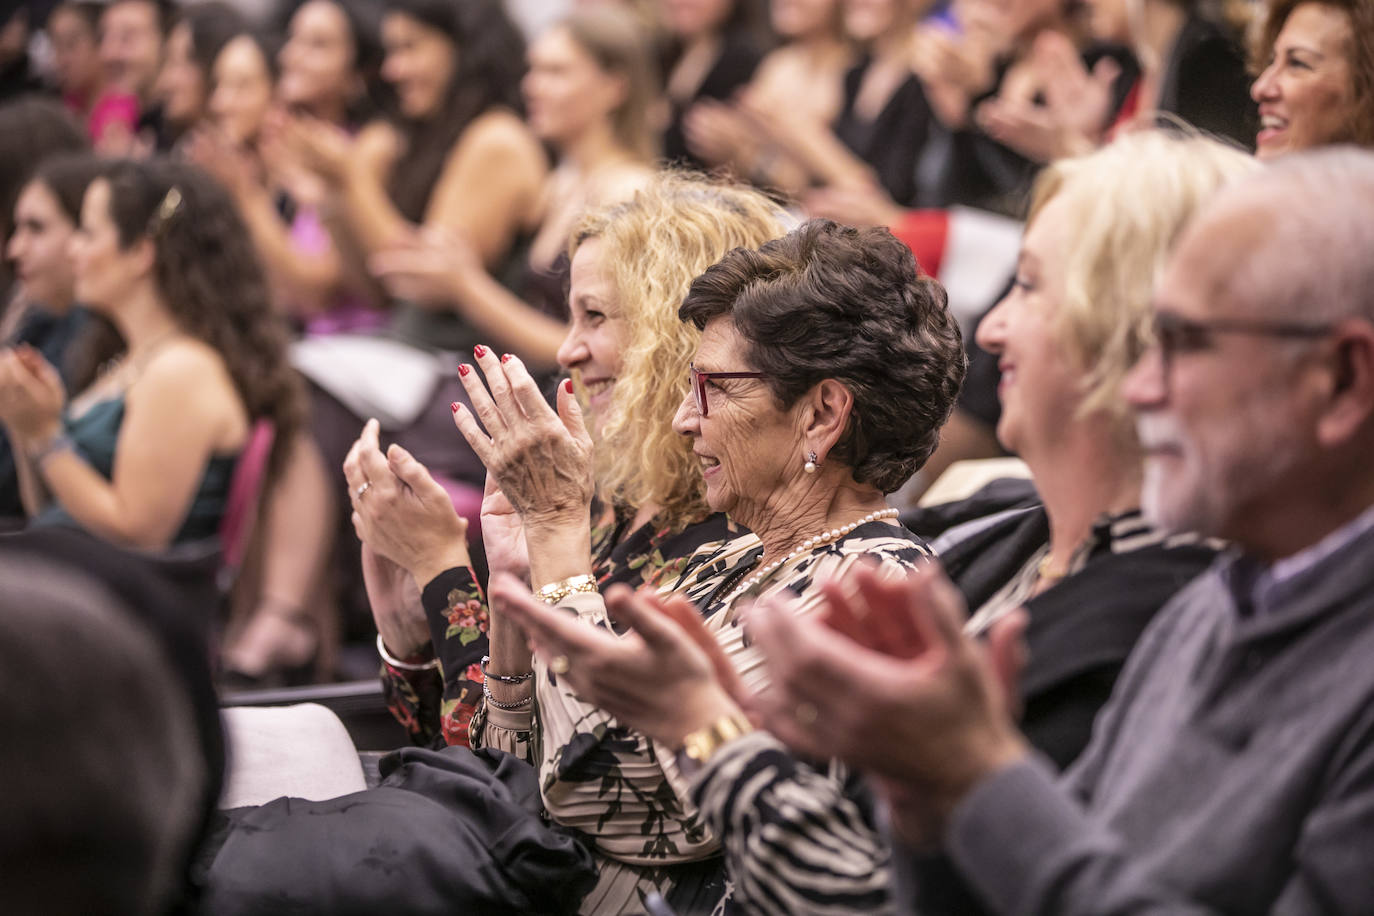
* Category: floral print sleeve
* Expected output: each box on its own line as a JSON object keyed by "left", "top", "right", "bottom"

{"left": 380, "top": 659, "right": 444, "bottom": 747}
{"left": 417, "top": 567, "right": 491, "bottom": 748}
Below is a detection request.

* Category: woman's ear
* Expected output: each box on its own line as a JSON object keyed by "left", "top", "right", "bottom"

{"left": 804, "top": 379, "right": 854, "bottom": 465}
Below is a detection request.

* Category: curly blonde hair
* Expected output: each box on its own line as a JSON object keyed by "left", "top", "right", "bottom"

{"left": 570, "top": 172, "right": 789, "bottom": 528}
{"left": 1026, "top": 129, "right": 1260, "bottom": 439}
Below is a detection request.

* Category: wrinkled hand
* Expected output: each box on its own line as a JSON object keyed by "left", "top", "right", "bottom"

{"left": 0, "top": 346, "right": 65, "bottom": 443}
{"left": 746, "top": 562, "right": 1029, "bottom": 838}
{"left": 369, "top": 225, "right": 483, "bottom": 308}
{"left": 343, "top": 418, "right": 471, "bottom": 587}
{"left": 450, "top": 350, "right": 594, "bottom": 525}
{"left": 363, "top": 543, "right": 430, "bottom": 660}
{"left": 491, "top": 575, "right": 747, "bottom": 746}
{"left": 480, "top": 471, "right": 530, "bottom": 585}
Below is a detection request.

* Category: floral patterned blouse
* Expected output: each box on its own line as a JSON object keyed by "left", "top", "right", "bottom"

{"left": 467, "top": 520, "right": 931, "bottom": 915}
{"left": 380, "top": 506, "right": 739, "bottom": 748}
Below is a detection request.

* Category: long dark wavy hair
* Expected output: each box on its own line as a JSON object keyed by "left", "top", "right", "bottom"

{"left": 382, "top": 0, "right": 527, "bottom": 221}
{"left": 73, "top": 158, "right": 304, "bottom": 472}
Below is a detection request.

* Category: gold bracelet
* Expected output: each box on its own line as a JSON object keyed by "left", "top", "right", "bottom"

{"left": 681, "top": 710, "right": 754, "bottom": 764}
{"left": 534, "top": 573, "right": 598, "bottom": 605}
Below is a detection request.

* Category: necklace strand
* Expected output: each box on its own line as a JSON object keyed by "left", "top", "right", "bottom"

{"left": 724, "top": 508, "right": 900, "bottom": 605}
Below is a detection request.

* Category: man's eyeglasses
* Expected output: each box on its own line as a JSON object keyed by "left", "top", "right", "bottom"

{"left": 690, "top": 364, "right": 767, "bottom": 417}
{"left": 1147, "top": 311, "right": 1337, "bottom": 378}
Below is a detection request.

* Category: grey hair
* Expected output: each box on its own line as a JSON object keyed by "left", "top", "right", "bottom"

{"left": 1214, "top": 147, "right": 1374, "bottom": 324}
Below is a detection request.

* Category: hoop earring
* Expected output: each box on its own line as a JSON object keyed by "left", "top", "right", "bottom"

{"left": 803, "top": 451, "right": 818, "bottom": 474}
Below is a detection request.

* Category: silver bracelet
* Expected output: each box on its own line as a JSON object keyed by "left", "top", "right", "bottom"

{"left": 482, "top": 676, "right": 532, "bottom": 710}
{"left": 28, "top": 432, "right": 73, "bottom": 466}
{"left": 481, "top": 656, "right": 533, "bottom": 684}
{"left": 376, "top": 633, "right": 439, "bottom": 671}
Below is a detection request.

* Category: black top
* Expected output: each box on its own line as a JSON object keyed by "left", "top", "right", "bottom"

{"left": 833, "top": 58, "right": 932, "bottom": 206}
{"left": 660, "top": 28, "right": 765, "bottom": 169}
{"left": 1156, "top": 15, "right": 1257, "bottom": 150}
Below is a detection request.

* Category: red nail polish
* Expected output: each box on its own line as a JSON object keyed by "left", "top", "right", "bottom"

{"left": 501, "top": 353, "right": 512, "bottom": 364}
{"left": 458, "top": 364, "right": 470, "bottom": 377}
{"left": 563, "top": 379, "right": 574, "bottom": 394}
{"left": 474, "top": 344, "right": 487, "bottom": 359}
{"left": 450, "top": 402, "right": 460, "bottom": 413}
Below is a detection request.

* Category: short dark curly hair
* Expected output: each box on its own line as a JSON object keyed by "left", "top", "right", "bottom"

{"left": 679, "top": 219, "right": 966, "bottom": 493}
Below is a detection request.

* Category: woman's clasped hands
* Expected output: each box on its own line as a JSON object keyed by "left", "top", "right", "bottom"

{"left": 0, "top": 345, "right": 65, "bottom": 445}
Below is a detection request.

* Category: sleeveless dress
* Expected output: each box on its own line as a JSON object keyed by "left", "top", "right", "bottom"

{"left": 32, "top": 396, "right": 238, "bottom": 545}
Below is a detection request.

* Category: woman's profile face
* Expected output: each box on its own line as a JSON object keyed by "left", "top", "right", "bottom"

{"left": 380, "top": 11, "right": 456, "bottom": 120}
{"left": 71, "top": 179, "right": 141, "bottom": 313}
{"left": 7, "top": 181, "right": 79, "bottom": 311}
{"left": 522, "top": 26, "right": 626, "bottom": 147}
{"left": 975, "top": 191, "right": 1085, "bottom": 460}
{"left": 279, "top": 0, "right": 356, "bottom": 114}
{"left": 672, "top": 316, "right": 804, "bottom": 522}
{"left": 558, "top": 238, "right": 630, "bottom": 426}
{"left": 156, "top": 22, "right": 208, "bottom": 129}
{"left": 1251, "top": 2, "right": 1356, "bottom": 159}
{"left": 209, "top": 35, "right": 275, "bottom": 145}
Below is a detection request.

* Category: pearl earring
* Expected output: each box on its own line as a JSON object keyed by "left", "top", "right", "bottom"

{"left": 803, "top": 450, "right": 818, "bottom": 474}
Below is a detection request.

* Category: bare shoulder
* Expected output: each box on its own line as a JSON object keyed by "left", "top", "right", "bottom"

{"left": 450, "top": 109, "right": 547, "bottom": 171}
{"left": 131, "top": 339, "right": 245, "bottom": 426}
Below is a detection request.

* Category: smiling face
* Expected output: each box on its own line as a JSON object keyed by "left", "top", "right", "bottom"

{"left": 209, "top": 35, "right": 274, "bottom": 146}
{"left": 7, "top": 181, "right": 79, "bottom": 310}
{"left": 1251, "top": 3, "right": 1357, "bottom": 159}
{"left": 380, "top": 11, "right": 456, "bottom": 120}
{"left": 157, "top": 22, "right": 207, "bottom": 129}
{"left": 975, "top": 192, "right": 1087, "bottom": 462}
{"left": 672, "top": 317, "right": 805, "bottom": 523}
{"left": 1123, "top": 201, "right": 1322, "bottom": 541}
{"left": 522, "top": 26, "right": 626, "bottom": 147}
{"left": 278, "top": 0, "right": 356, "bottom": 115}
{"left": 558, "top": 239, "right": 630, "bottom": 426}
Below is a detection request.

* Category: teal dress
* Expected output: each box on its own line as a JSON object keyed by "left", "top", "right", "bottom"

{"left": 32, "top": 396, "right": 238, "bottom": 545}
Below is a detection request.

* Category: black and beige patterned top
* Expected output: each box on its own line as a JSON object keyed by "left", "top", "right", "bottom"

{"left": 471, "top": 520, "right": 930, "bottom": 915}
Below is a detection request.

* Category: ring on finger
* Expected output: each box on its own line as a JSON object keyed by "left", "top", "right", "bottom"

{"left": 549, "top": 655, "right": 570, "bottom": 675}
{"left": 356, "top": 481, "right": 372, "bottom": 498}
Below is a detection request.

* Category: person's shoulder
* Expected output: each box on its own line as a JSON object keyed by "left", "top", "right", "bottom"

{"left": 453, "top": 109, "right": 546, "bottom": 165}
{"left": 133, "top": 339, "right": 235, "bottom": 404}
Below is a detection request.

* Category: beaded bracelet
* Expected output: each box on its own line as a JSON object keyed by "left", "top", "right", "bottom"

{"left": 482, "top": 676, "right": 532, "bottom": 711}
{"left": 534, "top": 573, "right": 598, "bottom": 605}
{"left": 375, "top": 633, "right": 440, "bottom": 671}
{"left": 481, "top": 656, "right": 533, "bottom": 684}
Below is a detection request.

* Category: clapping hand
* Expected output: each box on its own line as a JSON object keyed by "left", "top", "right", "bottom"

{"left": 0, "top": 345, "right": 65, "bottom": 444}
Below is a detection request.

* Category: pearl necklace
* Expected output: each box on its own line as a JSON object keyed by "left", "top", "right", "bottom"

{"left": 724, "top": 508, "right": 900, "bottom": 605}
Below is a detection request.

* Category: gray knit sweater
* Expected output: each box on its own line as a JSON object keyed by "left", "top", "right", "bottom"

{"left": 923, "top": 514, "right": 1374, "bottom": 915}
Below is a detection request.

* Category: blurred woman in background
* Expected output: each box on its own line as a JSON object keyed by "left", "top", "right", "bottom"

{"left": 0, "top": 158, "right": 301, "bottom": 552}
{"left": 370, "top": 4, "right": 661, "bottom": 366}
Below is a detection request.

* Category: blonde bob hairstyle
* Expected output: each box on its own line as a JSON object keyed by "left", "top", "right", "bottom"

{"left": 1026, "top": 129, "right": 1259, "bottom": 437}
{"left": 570, "top": 172, "right": 789, "bottom": 528}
